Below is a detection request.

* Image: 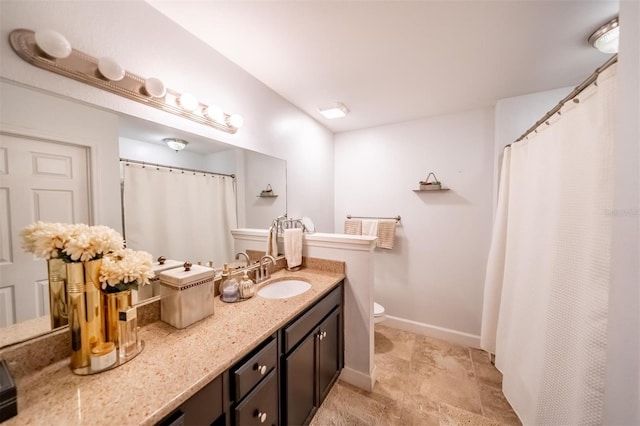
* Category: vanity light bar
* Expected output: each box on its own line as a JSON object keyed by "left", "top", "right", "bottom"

{"left": 8, "top": 29, "right": 242, "bottom": 134}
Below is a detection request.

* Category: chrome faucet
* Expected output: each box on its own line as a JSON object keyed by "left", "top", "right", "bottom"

{"left": 235, "top": 251, "right": 250, "bottom": 267}
{"left": 257, "top": 254, "right": 276, "bottom": 282}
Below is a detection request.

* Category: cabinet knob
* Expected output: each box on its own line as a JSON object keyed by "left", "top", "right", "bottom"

{"left": 257, "top": 411, "right": 267, "bottom": 423}
{"left": 317, "top": 332, "right": 323, "bottom": 341}
{"left": 322, "top": 331, "right": 327, "bottom": 338}
{"left": 255, "top": 364, "right": 267, "bottom": 375}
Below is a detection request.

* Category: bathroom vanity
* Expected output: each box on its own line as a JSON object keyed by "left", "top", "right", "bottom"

{"left": 1, "top": 266, "right": 344, "bottom": 426}
{"left": 158, "top": 283, "right": 343, "bottom": 426}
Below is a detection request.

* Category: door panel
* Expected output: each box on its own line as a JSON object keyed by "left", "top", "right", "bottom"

{"left": 284, "top": 331, "right": 316, "bottom": 426}
{"left": 318, "top": 308, "right": 341, "bottom": 403}
{"left": 0, "top": 134, "right": 90, "bottom": 326}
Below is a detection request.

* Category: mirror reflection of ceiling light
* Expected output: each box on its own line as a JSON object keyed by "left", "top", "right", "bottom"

{"left": 205, "top": 105, "right": 225, "bottom": 123}
{"left": 163, "top": 138, "right": 188, "bottom": 151}
{"left": 589, "top": 17, "right": 619, "bottom": 54}
{"left": 318, "top": 102, "right": 349, "bottom": 119}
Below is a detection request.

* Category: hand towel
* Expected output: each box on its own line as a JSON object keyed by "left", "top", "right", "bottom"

{"left": 361, "top": 219, "right": 379, "bottom": 237}
{"left": 344, "top": 219, "right": 362, "bottom": 235}
{"left": 376, "top": 220, "right": 397, "bottom": 249}
{"left": 266, "top": 225, "right": 278, "bottom": 256}
{"left": 284, "top": 228, "right": 303, "bottom": 269}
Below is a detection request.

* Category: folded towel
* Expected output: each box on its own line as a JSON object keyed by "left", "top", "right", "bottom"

{"left": 284, "top": 228, "right": 303, "bottom": 269}
{"left": 377, "top": 220, "right": 397, "bottom": 249}
{"left": 344, "top": 219, "right": 362, "bottom": 235}
{"left": 266, "top": 225, "right": 278, "bottom": 256}
{"left": 361, "top": 219, "right": 379, "bottom": 237}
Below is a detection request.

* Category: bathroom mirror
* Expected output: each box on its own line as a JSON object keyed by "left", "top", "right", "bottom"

{"left": 0, "top": 80, "right": 286, "bottom": 348}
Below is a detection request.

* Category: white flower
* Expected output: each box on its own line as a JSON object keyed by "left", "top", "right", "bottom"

{"left": 20, "top": 221, "right": 74, "bottom": 260}
{"left": 99, "top": 249, "right": 154, "bottom": 291}
{"left": 21, "top": 222, "right": 124, "bottom": 262}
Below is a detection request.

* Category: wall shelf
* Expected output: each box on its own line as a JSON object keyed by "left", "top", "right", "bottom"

{"left": 257, "top": 194, "right": 278, "bottom": 198}
{"left": 413, "top": 188, "right": 450, "bottom": 192}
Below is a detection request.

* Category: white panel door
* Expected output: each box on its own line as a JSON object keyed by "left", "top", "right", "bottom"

{"left": 0, "top": 134, "right": 90, "bottom": 326}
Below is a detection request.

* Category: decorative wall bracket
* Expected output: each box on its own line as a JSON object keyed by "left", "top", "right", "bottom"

{"left": 9, "top": 29, "right": 240, "bottom": 134}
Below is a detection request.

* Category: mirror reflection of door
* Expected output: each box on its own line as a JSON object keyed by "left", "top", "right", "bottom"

{"left": 0, "top": 134, "right": 90, "bottom": 327}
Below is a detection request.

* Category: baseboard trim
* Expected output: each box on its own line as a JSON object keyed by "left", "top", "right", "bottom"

{"left": 339, "top": 366, "right": 375, "bottom": 392}
{"left": 384, "top": 315, "right": 481, "bottom": 348}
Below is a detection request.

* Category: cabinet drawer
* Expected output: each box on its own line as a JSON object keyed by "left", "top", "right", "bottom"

{"left": 283, "top": 284, "right": 342, "bottom": 353}
{"left": 233, "top": 337, "right": 278, "bottom": 401}
{"left": 234, "top": 370, "right": 278, "bottom": 426}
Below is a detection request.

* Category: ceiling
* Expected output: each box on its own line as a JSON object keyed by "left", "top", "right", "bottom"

{"left": 147, "top": 1, "right": 619, "bottom": 134}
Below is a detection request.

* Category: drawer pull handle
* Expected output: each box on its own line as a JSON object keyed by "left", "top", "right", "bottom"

{"left": 255, "top": 364, "right": 267, "bottom": 375}
{"left": 257, "top": 411, "right": 267, "bottom": 423}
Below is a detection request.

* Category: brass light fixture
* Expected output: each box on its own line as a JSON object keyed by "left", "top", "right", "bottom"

{"left": 9, "top": 29, "right": 244, "bottom": 134}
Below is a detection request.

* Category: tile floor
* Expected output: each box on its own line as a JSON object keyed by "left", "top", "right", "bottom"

{"left": 310, "top": 324, "right": 521, "bottom": 426}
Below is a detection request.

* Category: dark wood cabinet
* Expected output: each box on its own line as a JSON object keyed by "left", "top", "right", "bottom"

{"left": 158, "top": 281, "right": 344, "bottom": 426}
{"left": 281, "top": 284, "right": 344, "bottom": 426}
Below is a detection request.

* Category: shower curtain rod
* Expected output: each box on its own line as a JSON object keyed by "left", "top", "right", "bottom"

{"left": 513, "top": 54, "right": 618, "bottom": 144}
{"left": 120, "top": 158, "right": 235, "bottom": 178}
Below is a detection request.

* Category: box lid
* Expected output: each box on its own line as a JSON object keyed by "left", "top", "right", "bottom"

{"left": 152, "top": 258, "right": 183, "bottom": 274}
{"left": 159, "top": 264, "right": 214, "bottom": 289}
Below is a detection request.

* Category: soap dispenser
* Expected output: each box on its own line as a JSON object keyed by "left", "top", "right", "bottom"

{"left": 220, "top": 263, "right": 239, "bottom": 303}
{"left": 239, "top": 271, "right": 255, "bottom": 300}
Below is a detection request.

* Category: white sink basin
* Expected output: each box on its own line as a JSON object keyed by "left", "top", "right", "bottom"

{"left": 258, "top": 279, "right": 311, "bottom": 299}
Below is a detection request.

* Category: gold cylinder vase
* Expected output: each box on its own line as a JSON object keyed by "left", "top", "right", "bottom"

{"left": 47, "top": 258, "right": 68, "bottom": 328}
{"left": 66, "top": 262, "right": 90, "bottom": 369}
{"left": 103, "top": 290, "right": 131, "bottom": 348}
{"left": 83, "top": 259, "right": 105, "bottom": 350}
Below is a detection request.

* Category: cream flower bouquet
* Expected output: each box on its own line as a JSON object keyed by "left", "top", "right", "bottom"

{"left": 99, "top": 248, "right": 154, "bottom": 293}
{"left": 21, "top": 221, "right": 124, "bottom": 262}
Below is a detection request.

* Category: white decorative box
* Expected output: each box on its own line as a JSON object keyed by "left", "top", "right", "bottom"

{"left": 159, "top": 264, "right": 215, "bottom": 329}
{"left": 133, "top": 258, "right": 183, "bottom": 304}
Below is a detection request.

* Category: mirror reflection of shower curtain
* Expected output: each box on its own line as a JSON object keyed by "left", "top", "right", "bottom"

{"left": 122, "top": 163, "right": 237, "bottom": 266}
{"left": 480, "top": 63, "right": 617, "bottom": 425}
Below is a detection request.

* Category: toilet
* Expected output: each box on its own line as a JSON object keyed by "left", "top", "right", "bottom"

{"left": 374, "top": 302, "right": 386, "bottom": 324}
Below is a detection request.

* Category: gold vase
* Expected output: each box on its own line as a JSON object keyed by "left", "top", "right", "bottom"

{"left": 83, "top": 258, "right": 105, "bottom": 350}
{"left": 65, "top": 259, "right": 108, "bottom": 370}
{"left": 66, "top": 262, "right": 89, "bottom": 369}
{"left": 47, "top": 258, "right": 68, "bottom": 328}
{"left": 103, "top": 290, "right": 131, "bottom": 348}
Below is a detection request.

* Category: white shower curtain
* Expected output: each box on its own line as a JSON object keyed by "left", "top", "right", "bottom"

{"left": 481, "top": 64, "right": 617, "bottom": 425}
{"left": 122, "top": 163, "right": 237, "bottom": 266}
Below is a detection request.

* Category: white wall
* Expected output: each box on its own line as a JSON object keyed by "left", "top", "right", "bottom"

{"left": 335, "top": 107, "right": 494, "bottom": 343}
{"left": 604, "top": 0, "right": 640, "bottom": 423}
{"left": 243, "top": 151, "right": 287, "bottom": 229}
{"left": 0, "top": 0, "right": 334, "bottom": 232}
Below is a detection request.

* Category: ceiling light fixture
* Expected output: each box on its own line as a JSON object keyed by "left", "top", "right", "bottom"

{"left": 318, "top": 102, "right": 349, "bottom": 119}
{"left": 589, "top": 17, "right": 619, "bottom": 54}
{"left": 163, "top": 138, "right": 188, "bottom": 151}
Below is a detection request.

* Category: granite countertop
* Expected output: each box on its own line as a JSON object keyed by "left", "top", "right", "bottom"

{"left": 4, "top": 267, "right": 344, "bottom": 426}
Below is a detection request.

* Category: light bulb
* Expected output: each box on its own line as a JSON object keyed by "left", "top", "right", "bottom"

{"left": 144, "top": 77, "right": 166, "bottom": 98}
{"left": 97, "top": 56, "right": 125, "bottom": 81}
{"left": 178, "top": 93, "right": 199, "bottom": 112}
{"left": 34, "top": 29, "right": 72, "bottom": 59}
{"left": 205, "top": 105, "right": 225, "bottom": 123}
{"left": 229, "top": 114, "right": 244, "bottom": 128}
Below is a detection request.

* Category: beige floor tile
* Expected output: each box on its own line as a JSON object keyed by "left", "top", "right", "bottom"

{"left": 406, "top": 366, "right": 483, "bottom": 415}
{"left": 411, "top": 336, "right": 475, "bottom": 379}
{"left": 400, "top": 392, "right": 440, "bottom": 426}
{"left": 477, "top": 383, "right": 522, "bottom": 426}
{"left": 439, "top": 403, "right": 502, "bottom": 426}
{"left": 311, "top": 381, "right": 388, "bottom": 426}
{"left": 374, "top": 325, "right": 416, "bottom": 361}
{"left": 311, "top": 326, "right": 521, "bottom": 426}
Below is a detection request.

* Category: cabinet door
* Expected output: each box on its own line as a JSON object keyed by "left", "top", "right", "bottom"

{"left": 284, "top": 331, "right": 316, "bottom": 426}
{"left": 318, "top": 308, "right": 341, "bottom": 403}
